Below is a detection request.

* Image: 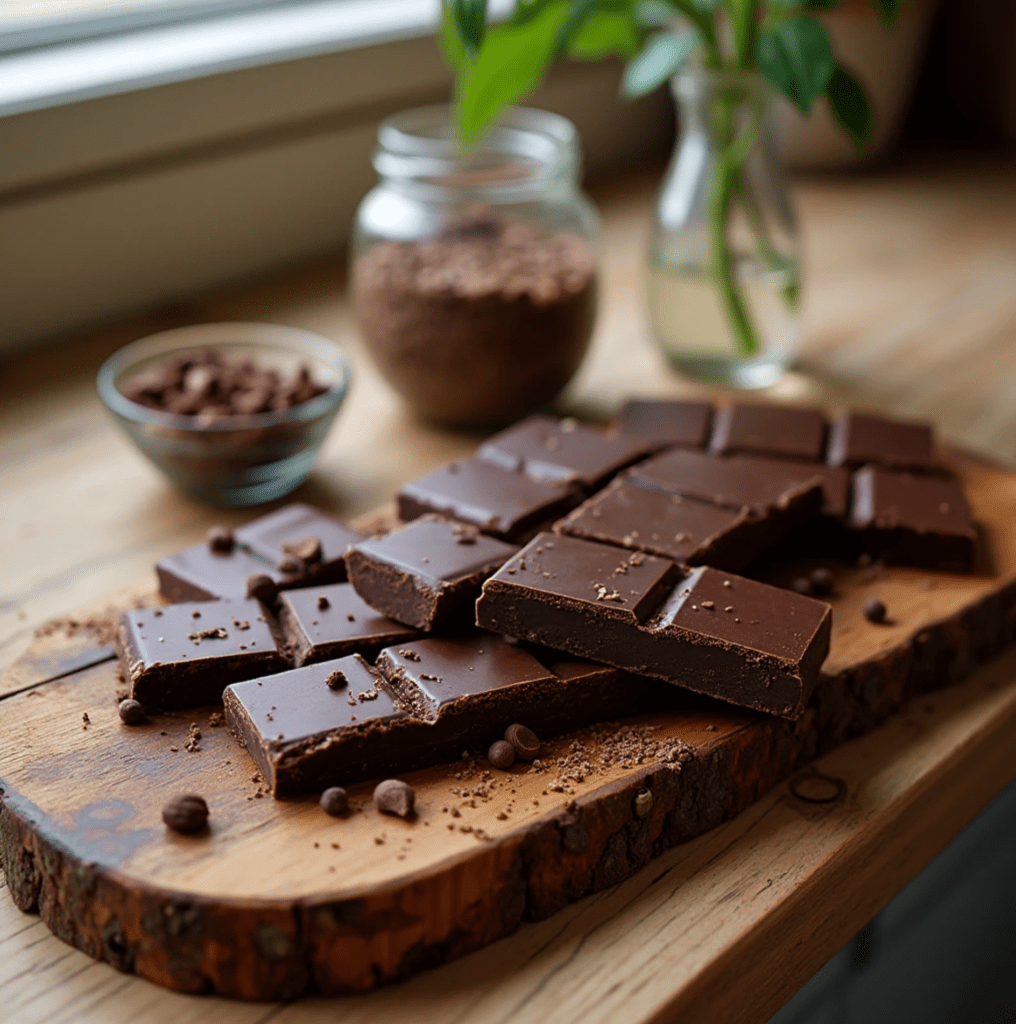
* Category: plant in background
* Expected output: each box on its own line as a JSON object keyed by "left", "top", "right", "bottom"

{"left": 441, "top": 0, "right": 906, "bottom": 360}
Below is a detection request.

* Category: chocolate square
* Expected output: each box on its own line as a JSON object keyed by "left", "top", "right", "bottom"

{"left": 476, "top": 532, "right": 831, "bottom": 718}
{"left": 827, "top": 412, "right": 936, "bottom": 471}
{"left": 614, "top": 399, "right": 713, "bottom": 450}
{"left": 276, "top": 582, "right": 418, "bottom": 667}
{"left": 115, "top": 598, "right": 285, "bottom": 710}
{"left": 345, "top": 516, "right": 518, "bottom": 630}
{"left": 850, "top": 466, "right": 976, "bottom": 570}
{"left": 710, "top": 403, "right": 826, "bottom": 461}
{"left": 223, "top": 655, "right": 412, "bottom": 797}
{"left": 156, "top": 543, "right": 282, "bottom": 603}
{"left": 477, "top": 414, "right": 656, "bottom": 490}
{"left": 235, "top": 502, "right": 363, "bottom": 585}
{"left": 397, "top": 458, "right": 582, "bottom": 542}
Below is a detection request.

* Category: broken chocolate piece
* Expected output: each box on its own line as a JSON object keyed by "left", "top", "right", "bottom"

{"left": 478, "top": 414, "right": 656, "bottom": 490}
{"left": 345, "top": 515, "right": 518, "bottom": 630}
{"left": 476, "top": 533, "right": 831, "bottom": 719}
{"left": 614, "top": 398, "right": 713, "bottom": 450}
{"left": 115, "top": 598, "right": 285, "bottom": 710}
{"left": 276, "top": 583, "right": 417, "bottom": 667}
{"left": 157, "top": 543, "right": 282, "bottom": 603}
{"left": 246, "top": 574, "right": 279, "bottom": 603}
{"left": 849, "top": 466, "right": 976, "bottom": 571}
{"left": 827, "top": 412, "right": 936, "bottom": 472}
{"left": 396, "top": 458, "right": 582, "bottom": 542}
{"left": 710, "top": 403, "right": 826, "bottom": 462}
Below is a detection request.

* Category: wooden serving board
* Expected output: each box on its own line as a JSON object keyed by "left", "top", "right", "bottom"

{"left": 2, "top": 449, "right": 1016, "bottom": 1001}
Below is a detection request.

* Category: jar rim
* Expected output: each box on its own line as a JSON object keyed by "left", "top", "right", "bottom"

{"left": 373, "top": 104, "right": 580, "bottom": 196}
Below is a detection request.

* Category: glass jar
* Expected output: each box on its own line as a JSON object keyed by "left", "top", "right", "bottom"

{"left": 647, "top": 68, "right": 801, "bottom": 389}
{"left": 351, "top": 106, "right": 599, "bottom": 428}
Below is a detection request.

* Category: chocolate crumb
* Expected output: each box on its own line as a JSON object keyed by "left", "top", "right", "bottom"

{"left": 326, "top": 669, "right": 347, "bottom": 690}
{"left": 284, "top": 535, "right": 323, "bottom": 565}
{"left": 81, "top": 712, "right": 90, "bottom": 729}
{"left": 317, "top": 594, "right": 330, "bottom": 610}
{"left": 246, "top": 574, "right": 278, "bottom": 603}
{"left": 346, "top": 612, "right": 355, "bottom": 622}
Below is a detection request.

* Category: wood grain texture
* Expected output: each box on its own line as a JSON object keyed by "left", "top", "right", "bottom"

{"left": 2, "top": 451, "right": 1016, "bottom": 1001}
{"left": 3, "top": 154, "right": 1016, "bottom": 1020}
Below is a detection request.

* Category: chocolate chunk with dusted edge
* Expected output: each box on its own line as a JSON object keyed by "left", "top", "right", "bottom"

{"left": 827, "top": 412, "right": 937, "bottom": 472}
{"left": 849, "top": 466, "right": 976, "bottom": 571}
{"left": 156, "top": 543, "right": 282, "bottom": 603}
{"left": 710, "top": 403, "right": 826, "bottom": 461}
{"left": 345, "top": 516, "right": 518, "bottom": 630}
{"left": 397, "top": 458, "right": 581, "bottom": 542}
{"left": 476, "top": 532, "right": 831, "bottom": 719}
{"left": 556, "top": 476, "right": 788, "bottom": 572}
{"left": 614, "top": 399, "right": 713, "bottom": 450}
{"left": 235, "top": 503, "right": 362, "bottom": 585}
{"left": 276, "top": 582, "right": 417, "bottom": 667}
{"left": 115, "top": 598, "right": 285, "bottom": 710}
{"left": 477, "top": 414, "right": 656, "bottom": 490}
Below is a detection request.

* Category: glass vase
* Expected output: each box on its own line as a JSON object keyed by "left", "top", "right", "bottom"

{"left": 647, "top": 67, "right": 801, "bottom": 390}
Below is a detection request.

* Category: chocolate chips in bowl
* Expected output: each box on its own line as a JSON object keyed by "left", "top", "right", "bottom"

{"left": 97, "top": 323, "right": 350, "bottom": 506}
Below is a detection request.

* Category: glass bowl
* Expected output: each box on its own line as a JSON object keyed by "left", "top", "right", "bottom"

{"left": 97, "top": 322, "right": 351, "bottom": 506}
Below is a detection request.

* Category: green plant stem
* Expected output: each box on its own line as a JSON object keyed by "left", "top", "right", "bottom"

{"left": 710, "top": 92, "right": 762, "bottom": 357}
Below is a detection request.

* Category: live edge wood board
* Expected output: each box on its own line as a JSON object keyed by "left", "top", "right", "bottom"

{"left": 1, "top": 448, "right": 1015, "bottom": 1001}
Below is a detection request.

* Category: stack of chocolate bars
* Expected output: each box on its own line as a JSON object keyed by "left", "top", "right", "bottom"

{"left": 115, "top": 402, "right": 978, "bottom": 798}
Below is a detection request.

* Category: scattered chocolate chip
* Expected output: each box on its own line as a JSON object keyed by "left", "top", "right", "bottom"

{"left": 487, "top": 739, "right": 516, "bottom": 770}
{"left": 246, "top": 573, "right": 278, "bottom": 603}
{"left": 374, "top": 779, "right": 415, "bottom": 818}
{"left": 162, "top": 794, "right": 209, "bottom": 834}
{"left": 864, "top": 598, "right": 888, "bottom": 624}
{"left": 634, "top": 789, "right": 653, "bottom": 817}
{"left": 325, "top": 669, "right": 347, "bottom": 690}
{"left": 206, "top": 526, "right": 234, "bottom": 553}
{"left": 791, "top": 577, "right": 813, "bottom": 596}
{"left": 81, "top": 712, "right": 90, "bottom": 729}
{"left": 284, "top": 535, "right": 323, "bottom": 565}
{"left": 320, "top": 786, "right": 349, "bottom": 816}
{"left": 505, "top": 723, "right": 541, "bottom": 761}
{"left": 317, "top": 594, "right": 330, "bottom": 610}
{"left": 118, "top": 698, "right": 146, "bottom": 725}
{"left": 809, "top": 567, "right": 834, "bottom": 597}
{"left": 191, "top": 609, "right": 202, "bottom": 619}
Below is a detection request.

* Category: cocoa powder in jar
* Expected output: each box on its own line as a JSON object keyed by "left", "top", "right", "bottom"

{"left": 352, "top": 216, "right": 597, "bottom": 428}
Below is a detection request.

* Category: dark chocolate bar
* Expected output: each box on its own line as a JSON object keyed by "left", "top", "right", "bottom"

{"left": 614, "top": 398, "right": 713, "bottom": 450}
{"left": 156, "top": 543, "right": 282, "bottom": 603}
{"left": 710, "top": 403, "right": 826, "bottom": 461}
{"left": 235, "top": 502, "right": 363, "bottom": 585}
{"left": 115, "top": 599, "right": 286, "bottom": 710}
{"left": 476, "top": 532, "right": 831, "bottom": 718}
{"left": 477, "top": 414, "right": 656, "bottom": 490}
{"left": 345, "top": 516, "right": 518, "bottom": 630}
{"left": 827, "top": 412, "right": 937, "bottom": 472}
{"left": 224, "top": 636, "right": 655, "bottom": 795}
{"left": 849, "top": 466, "right": 975, "bottom": 571}
{"left": 397, "top": 458, "right": 582, "bottom": 542}
{"left": 555, "top": 477, "right": 761, "bottom": 570}
{"left": 276, "top": 582, "right": 418, "bottom": 666}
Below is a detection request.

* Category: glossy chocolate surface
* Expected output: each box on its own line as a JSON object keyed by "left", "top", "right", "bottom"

{"left": 345, "top": 517, "right": 517, "bottom": 630}
{"left": 116, "top": 598, "right": 285, "bottom": 710}
{"left": 277, "top": 582, "right": 417, "bottom": 666}
{"left": 827, "top": 413, "right": 936, "bottom": 471}
{"left": 614, "top": 399, "right": 713, "bottom": 450}
{"left": 156, "top": 543, "right": 282, "bottom": 603}
{"left": 397, "top": 458, "right": 581, "bottom": 541}
{"left": 477, "top": 414, "right": 655, "bottom": 489}
{"left": 556, "top": 477, "right": 756, "bottom": 568}
{"left": 710, "top": 404, "right": 826, "bottom": 461}
{"left": 476, "top": 532, "right": 831, "bottom": 718}
{"left": 235, "top": 502, "right": 362, "bottom": 584}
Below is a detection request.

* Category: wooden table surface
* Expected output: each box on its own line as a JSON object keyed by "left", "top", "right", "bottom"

{"left": 3, "top": 151, "right": 1016, "bottom": 1024}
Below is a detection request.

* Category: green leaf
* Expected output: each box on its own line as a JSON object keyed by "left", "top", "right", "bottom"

{"left": 567, "top": 8, "right": 641, "bottom": 59}
{"left": 869, "top": 0, "right": 905, "bottom": 26}
{"left": 440, "top": 1, "right": 468, "bottom": 69}
{"left": 757, "top": 15, "right": 834, "bottom": 113}
{"left": 621, "top": 29, "right": 697, "bottom": 97}
{"left": 635, "top": 0, "right": 675, "bottom": 27}
{"left": 826, "top": 62, "right": 873, "bottom": 149}
{"left": 555, "top": 0, "right": 598, "bottom": 54}
{"left": 450, "top": 0, "right": 488, "bottom": 59}
{"left": 766, "top": 0, "right": 842, "bottom": 10}
{"left": 455, "top": 0, "right": 571, "bottom": 142}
